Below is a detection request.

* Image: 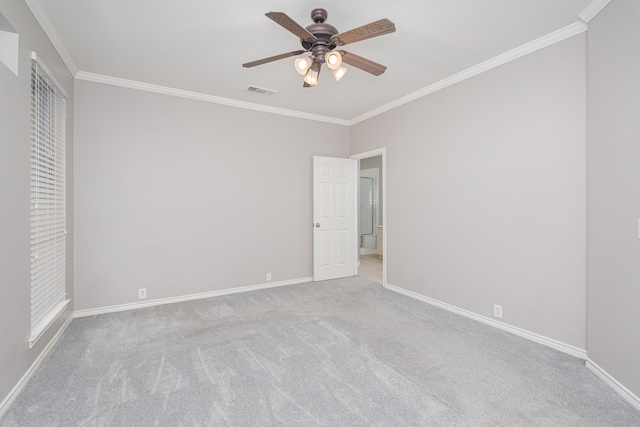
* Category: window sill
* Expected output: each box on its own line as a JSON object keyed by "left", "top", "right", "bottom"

{"left": 29, "top": 299, "right": 70, "bottom": 349}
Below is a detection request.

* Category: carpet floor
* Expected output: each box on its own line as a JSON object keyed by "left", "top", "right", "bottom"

{"left": 2, "top": 276, "right": 639, "bottom": 426}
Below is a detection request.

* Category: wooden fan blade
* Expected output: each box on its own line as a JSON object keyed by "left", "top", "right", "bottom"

{"left": 243, "top": 50, "right": 306, "bottom": 68}
{"left": 331, "top": 18, "right": 395, "bottom": 46}
{"left": 266, "top": 12, "right": 317, "bottom": 43}
{"left": 340, "top": 51, "right": 387, "bottom": 76}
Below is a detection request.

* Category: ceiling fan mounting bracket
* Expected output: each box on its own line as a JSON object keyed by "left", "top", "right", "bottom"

{"left": 310, "top": 8, "right": 328, "bottom": 23}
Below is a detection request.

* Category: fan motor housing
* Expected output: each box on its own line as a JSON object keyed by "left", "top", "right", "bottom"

{"left": 303, "top": 35, "right": 338, "bottom": 64}
{"left": 300, "top": 8, "right": 338, "bottom": 62}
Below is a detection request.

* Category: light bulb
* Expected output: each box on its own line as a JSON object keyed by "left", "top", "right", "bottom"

{"left": 325, "top": 51, "right": 342, "bottom": 70}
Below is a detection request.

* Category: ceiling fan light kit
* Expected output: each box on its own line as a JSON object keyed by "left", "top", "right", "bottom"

{"left": 242, "top": 8, "right": 395, "bottom": 88}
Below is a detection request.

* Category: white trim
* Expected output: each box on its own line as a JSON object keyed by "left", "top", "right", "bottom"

{"left": 348, "top": 21, "right": 588, "bottom": 125}
{"left": 586, "top": 359, "right": 640, "bottom": 412}
{"left": 352, "top": 159, "right": 359, "bottom": 278}
{"left": 0, "top": 313, "right": 73, "bottom": 420}
{"left": 579, "top": 0, "right": 612, "bottom": 23}
{"left": 28, "top": 299, "right": 70, "bottom": 348}
{"left": 383, "top": 283, "right": 588, "bottom": 359}
{"left": 23, "top": 0, "right": 78, "bottom": 76}
{"left": 350, "top": 148, "right": 387, "bottom": 286}
{"left": 73, "top": 277, "right": 313, "bottom": 318}
{"left": 75, "top": 71, "right": 350, "bottom": 126}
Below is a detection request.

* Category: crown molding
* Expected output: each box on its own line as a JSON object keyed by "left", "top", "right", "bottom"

{"left": 25, "top": 2, "right": 590, "bottom": 128}
{"left": 75, "top": 71, "right": 350, "bottom": 126}
{"left": 24, "top": 0, "right": 78, "bottom": 76}
{"left": 579, "top": 0, "right": 612, "bottom": 23}
{"left": 348, "top": 21, "right": 588, "bottom": 126}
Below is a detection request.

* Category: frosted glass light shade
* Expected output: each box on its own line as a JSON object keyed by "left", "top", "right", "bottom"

{"left": 325, "top": 51, "right": 342, "bottom": 70}
{"left": 304, "top": 67, "right": 319, "bottom": 86}
{"left": 294, "top": 57, "right": 313, "bottom": 75}
{"left": 331, "top": 66, "right": 347, "bottom": 81}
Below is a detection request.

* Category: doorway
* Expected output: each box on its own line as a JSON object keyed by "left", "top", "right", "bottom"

{"left": 359, "top": 171, "right": 378, "bottom": 254}
{"left": 350, "top": 148, "right": 386, "bottom": 285}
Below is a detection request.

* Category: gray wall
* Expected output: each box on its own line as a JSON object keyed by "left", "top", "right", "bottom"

{"left": 350, "top": 34, "right": 587, "bottom": 348}
{"left": 4, "top": 0, "right": 638, "bottom": 409}
{"left": 587, "top": 0, "right": 640, "bottom": 398}
{"left": 0, "top": 0, "right": 74, "bottom": 407}
{"left": 74, "top": 80, "right": 349, "bottom": 310}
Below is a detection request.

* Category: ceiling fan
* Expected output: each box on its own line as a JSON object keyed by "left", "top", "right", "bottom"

{"left": 242, "top": 8, "right": 396, "bottom": 87}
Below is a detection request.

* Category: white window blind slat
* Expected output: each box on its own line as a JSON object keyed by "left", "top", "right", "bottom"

{"left": 29, "top": 53, "right": 69, "bottom": 347}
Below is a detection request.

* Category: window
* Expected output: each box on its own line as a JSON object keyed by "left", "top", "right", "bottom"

{"left": 29, "top": 52, "right": 68, "bottom": 347}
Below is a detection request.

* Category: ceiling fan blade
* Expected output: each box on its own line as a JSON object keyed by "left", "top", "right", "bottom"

{"left": 331, "top": 19, "right": 396, "bottom": 46}
{"left": 243, "top": 50, "right": 306, "bottom": 68}
{"left": 266, "top": 12, "right": 318, "bottom": 43}
{"left": 340, "top": 51, "right": 387, "bottom": 76}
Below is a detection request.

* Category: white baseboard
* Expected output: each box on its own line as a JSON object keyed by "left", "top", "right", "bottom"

{"left": 74, "top": 277, "right": 313, "bottom": 318}
{"left": 0, "top": 313, "right": 73, "bottom": 420}
{"left": 586, "top": 359, "right": 640, "bottom": 412}
{"left": 383, "top": 283, "right": 588, "bottom": 359}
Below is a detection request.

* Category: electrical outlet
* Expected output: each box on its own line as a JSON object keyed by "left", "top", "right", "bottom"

{"left": 493, "top": 304, "right": 503, "bottom": 318}
{"left": 138, "top": 288, "right": 147, "bottom": 299}
{"left": 266, "top": 273, "right": 271, "bottom": 281}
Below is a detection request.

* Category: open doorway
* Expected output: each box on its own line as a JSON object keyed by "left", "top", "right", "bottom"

{"left": 350, "top": 149, "right": 386, "bottom": 285}
{"left": 359, "top": 169, "right": 379, "bottom": 255}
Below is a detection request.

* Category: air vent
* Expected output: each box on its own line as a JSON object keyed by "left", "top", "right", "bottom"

{"left": 247, "top": 86, "right": 278, "bottom": 96}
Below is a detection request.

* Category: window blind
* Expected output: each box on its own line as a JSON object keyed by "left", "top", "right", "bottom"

{"left": 29, "top": 52, "right": 69, "bottom": 347}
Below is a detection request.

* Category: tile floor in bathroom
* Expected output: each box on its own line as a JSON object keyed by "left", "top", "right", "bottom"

{"left": 358, "top": 252, "right": 383, "bottom": 284}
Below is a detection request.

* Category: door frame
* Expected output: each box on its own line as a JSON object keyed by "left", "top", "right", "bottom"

{"left": 350, "top": 148, "right": 387, "bottom": 286}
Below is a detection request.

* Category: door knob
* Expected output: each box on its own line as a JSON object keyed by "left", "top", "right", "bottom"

{"left": 315, "top": 223, "right": 320, "bottom": 227}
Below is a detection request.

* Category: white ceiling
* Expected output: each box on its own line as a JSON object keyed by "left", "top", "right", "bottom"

{"left": 27, "top": 0, "right": 594, "bottom": 121}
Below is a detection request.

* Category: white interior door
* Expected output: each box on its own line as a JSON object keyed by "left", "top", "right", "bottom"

{"left": 313, "top": 156, "right": 356, "bottom": 281}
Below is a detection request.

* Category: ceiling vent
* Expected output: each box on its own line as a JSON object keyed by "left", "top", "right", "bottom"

{"left": 247, "top": 86, "right": 278, "bottom": 96}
